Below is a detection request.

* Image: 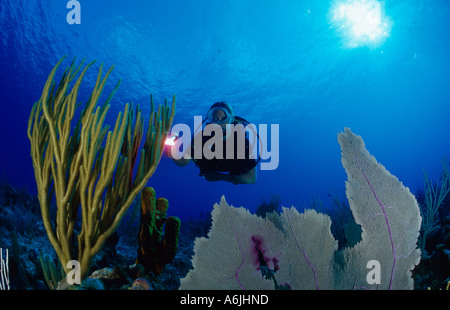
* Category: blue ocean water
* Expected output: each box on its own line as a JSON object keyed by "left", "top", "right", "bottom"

{"left": 1, "top": 0, "right": 450, "bottom": 222}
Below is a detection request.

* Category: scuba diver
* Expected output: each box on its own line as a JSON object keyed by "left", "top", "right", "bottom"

{"left": 166, "top": 102, "right": 259, "bottom": 185}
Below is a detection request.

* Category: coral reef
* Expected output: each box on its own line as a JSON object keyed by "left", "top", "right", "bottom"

{"left": 412, "top": 224, "right": 450, "bottom": 290}
{"left": 1, "top": 125, "right": 449, "bottom": 289}
{"left": 0, "top": 169, "right": 449, "bottom": 290}
{"left": 136, "top": 187, "right": 181, "bottom": 275}
{"left": 0, "top": 180, "right": 194, "bottom": 290}
{"left": 411, "top": 160, "right": 450, "bottom": 289}
{"left": 27, "top": 56, "right": 175, "bottom": 280}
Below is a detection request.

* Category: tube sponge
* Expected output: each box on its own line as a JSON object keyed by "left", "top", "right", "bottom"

{"left": 180, "top": 128, "right": 421, "bottom": 290}
{"left": 136, "top": 187, "right": 180, "bottom": 275}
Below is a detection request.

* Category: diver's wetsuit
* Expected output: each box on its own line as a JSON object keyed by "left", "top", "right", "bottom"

{"left": 191, "top": 127, "right": 258, "bottom": 176}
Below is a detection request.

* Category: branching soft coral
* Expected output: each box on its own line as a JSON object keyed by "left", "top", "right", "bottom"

{"left": 27, "top": 56, "right": 175, "bottom": 280}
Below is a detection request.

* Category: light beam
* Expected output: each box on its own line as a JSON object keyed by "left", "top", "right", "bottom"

{"left": 330, "top": 0, "right": 391, "bottom": 48}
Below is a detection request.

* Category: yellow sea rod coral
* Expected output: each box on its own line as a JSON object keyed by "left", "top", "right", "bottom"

{"left": 27, "top": 56, "right": 175, "bottom": 281}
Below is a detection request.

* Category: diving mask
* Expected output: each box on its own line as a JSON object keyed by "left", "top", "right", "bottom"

{"left": 207, "top": 105, "right": 233, "bottom": 125}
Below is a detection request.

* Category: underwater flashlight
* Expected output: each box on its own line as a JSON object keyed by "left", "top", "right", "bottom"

{"left": 165, "top": 132, "right": 179, "bottom": 146}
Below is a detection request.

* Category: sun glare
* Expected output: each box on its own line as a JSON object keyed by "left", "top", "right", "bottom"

{"left": 330, "top": 0, "right": 391, "bottom": 48}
